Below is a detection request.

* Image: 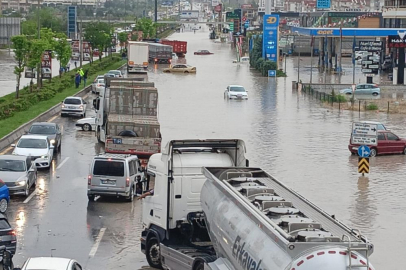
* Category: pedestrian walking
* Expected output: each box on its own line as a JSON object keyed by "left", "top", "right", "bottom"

{"left": 83, "top": 69, "right": 88, "bottom": 87}
{"left": 75, "top": 73, "right": 80, "bottom": 88}
{"left": 74, "top": 61, "right": 77, "bottom": 69}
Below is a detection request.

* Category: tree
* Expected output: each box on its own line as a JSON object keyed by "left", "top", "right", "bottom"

{"left": 118, "top": 32, "right": 128, "bottom": 51}
{"left": 21, "top": 20, "right": 37, "bottom": 36}
{"left": 135, "top": 18, "right": 156, "bottom": 38}
{"left": 26, "top": 39, "right": 49, "bottom": 91}
{"left": 54, "top": 33, "right": 72, "bottom": 77}
{"left": 84, "top": 22, "right": 112, "bottom": 61}
{"left": 25, "top": 7, "right": 65, "bottom": 33}
{"left": 11, "top": 35, "right": 29, "bottom": 99}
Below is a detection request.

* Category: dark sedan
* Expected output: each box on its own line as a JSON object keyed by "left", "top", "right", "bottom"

{"left": 27, "top": 122, "right": 62, "bottom": 152}
{"left": 0, "top": 214, "right": 16, "bottom": 255}
{"left": 348, "top": 130, "right": 406, "bottom": 156}
{"left": 194, "top": 50, "right": 213, "bottom": 55}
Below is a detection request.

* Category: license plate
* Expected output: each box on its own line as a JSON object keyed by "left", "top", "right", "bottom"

{"left": 69, "top": 106, "right": 76, "bottom": 109}
{"left": 113, "top": 138, "right": 122, "bottom": 144}
{"left": 101, "top": 180, "right": 116, "bottom": 185}
{"left": 352, "top": 147, "right": 358, "bottom": 150}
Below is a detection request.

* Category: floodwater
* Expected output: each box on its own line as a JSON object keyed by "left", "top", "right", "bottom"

{"left": 1, "top": 26, "right": 405, "bottom": 269}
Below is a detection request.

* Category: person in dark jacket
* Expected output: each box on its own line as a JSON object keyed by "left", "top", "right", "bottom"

{"left": 83, "top": 69, "right": 88, "bottom": 86}
{"left": 75, "top": 73, "right": 80, "bottom": 88}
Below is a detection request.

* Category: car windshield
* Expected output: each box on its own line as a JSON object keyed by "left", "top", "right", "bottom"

{"left": 109, "top": 71, "right": 120, "bottom": 75}
{"left": 64, "top": 98, "right": 81, "bottom": 105}
{"left": 0, "top": 160, "right": 26, "bottom": 172}
{"left": 93, "top": 160, "right": 124, "bottom": 176}
{"left": 17, "top": 138, "right": 47, "bottom": 149}
{"left": 29, "top": 125, "right": 56, "bottom": 135}
{"left": 230, "top": 86, "right": 246, "bottom": 92}
{"left": 97, "top": 79, "right": 104, "bottom": 84}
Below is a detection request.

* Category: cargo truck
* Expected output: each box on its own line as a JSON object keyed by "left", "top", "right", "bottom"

{"left": 140, "top": 139, "right": 375, "bottom": 270}
{"left": 160, "top": 39, "right": 187, "bottom": 57}
{"left": 127, "top": 41, "right": 149, "bottom": 73}
{"left": 94, "top": 77, "right": 161, "bottom": 167}
{"left": 148, "top": 43, "right": 173, "bottom": 64}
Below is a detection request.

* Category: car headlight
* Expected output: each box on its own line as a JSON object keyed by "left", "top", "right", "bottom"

{"left": 50, "top": 139, "right": 55, "bottom": 145}
{"left": 16, "top": 179, "right": 27, "bottom": 186}
{"left": 62, "top": 104, "right": 65, "bottom": 108}
{"left": 41, "top": 155, "right": 48, "bottom": 159}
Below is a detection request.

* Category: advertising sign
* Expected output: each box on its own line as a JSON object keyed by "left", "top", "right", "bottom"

{"left": 41, "top": 50, "right": 52, "bottom": 79}
{"left": 67, "top": 6, "right": 77, "bottom": 39}
{"left": 316, "top": 0, "right": 331, "bottom": 9}
{"left": 83, "top": 41, "right": 91, "bottom": 61}
{"left": 180, "top": 10, "right": 199, "bottom": 19}
{"left": 358, "top": 41, "right": 382, "bottom": 52}
{"left": 262, "top": 15, "right": 279, "bottom": 62}
{"left": 111, "top": 36, "right": 117, "bottom": 53}
{"left": 388, "top": 34, "right": 406, "bottom": 48}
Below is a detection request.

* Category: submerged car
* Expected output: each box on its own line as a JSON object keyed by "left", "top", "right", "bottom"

{"left": 233, "top": 56, "right": 250, "bottom": 63}
{"left": 348, "top": 130, "right": 406, "bottom": 156}
{"left": 194, "top": 50, "right": 213, "bottom": 55}
{"left": 27, "top": 122, "right": 62, "bottom": 152}
{"left": 12, "top": 135, "right": 54, "bottom": 169}
{"left": 0, "top": 155, "right": 37, "bottom": 197}
{"left": 224, "top": 85, "right": 248, "bottom": 100}
{"left": 339, "top": 83, "right": 380, "bottom": 96}
{"left": 163, "top": 64, "right": 196, "bottom": 73}
{"left": 76, "top": 117, "right": 96, "bottom": 131}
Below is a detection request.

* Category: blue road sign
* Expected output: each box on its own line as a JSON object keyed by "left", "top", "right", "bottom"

{"left": 316, "top": 0, "right": 331, "bottom": 9}
{"left": 262, "top": 15, "right": 279, "bottom": 62}
{"left": 358, "top": 145, "right": 371, "bottom": 157}
{"left": 268, "top": 70, "right": 276, "bottom": 77}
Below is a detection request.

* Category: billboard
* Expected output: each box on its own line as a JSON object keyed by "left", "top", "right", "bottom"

{"left": 111, "top": 36, "right": 117, "bottom": 52}
{"left": 388, "top": 35, "right": 406, "bottom": 48}
{"left": 41, "top": 50, "right": 52, "bottom": 79}
{"left": 316, "top": 0, "right": 331, "bottom": 9}
{"left": 262, "top": 15, "right": 279, "bottom": 62}
{"left": 180, "top": 10, "right": 199, "bottom": 19}
{"left": 83, "top": 41, "right": 91, "bottom": 61}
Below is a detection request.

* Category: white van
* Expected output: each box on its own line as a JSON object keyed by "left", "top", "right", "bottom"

{"left": 87, "top": 154, "right": 144, "bottom": 202}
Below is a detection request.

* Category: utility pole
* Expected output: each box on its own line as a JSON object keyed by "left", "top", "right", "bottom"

{"left": 155, "top": 0, "right": 158, "bottom": 38}
{"left": 80, "top": 0, "right": 83, "bottom": 67}
{"left": 37, "top": 0, "right": 42, "bottom": 88}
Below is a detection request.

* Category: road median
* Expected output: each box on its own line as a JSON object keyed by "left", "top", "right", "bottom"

{"left": 0, "top": 57, "right": 126, "bottom": 152}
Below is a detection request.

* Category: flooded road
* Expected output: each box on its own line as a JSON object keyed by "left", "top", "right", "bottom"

{"left": 2, "top": 26, "right": 404, "bottom": 269}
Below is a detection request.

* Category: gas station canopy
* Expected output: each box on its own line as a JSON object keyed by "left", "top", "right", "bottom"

{"left": 291, "top": 27, "right": 406, "bottom": 37}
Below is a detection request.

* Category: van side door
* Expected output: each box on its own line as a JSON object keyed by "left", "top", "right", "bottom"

{"left": 128, "top": 159, "right": 137, "bottom": 189}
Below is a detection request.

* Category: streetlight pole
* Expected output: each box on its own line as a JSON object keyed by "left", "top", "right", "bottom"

{"left": 155, "top": 0, "right": 158, "bottom": 38}
{"left": 79, "top": 0, "right": 83, "bottom": 68}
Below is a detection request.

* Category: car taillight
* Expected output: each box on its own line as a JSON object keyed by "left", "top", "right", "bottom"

{"left": 88, "top": 175, "right": 92, "bottom": 185}
{"left": 154, "top": 58, "right": 158, "bottom": 62}
{"left": 374, "top": 84, "right": 378, "bottom": 87}
{"left": 8, "top": 230, "right": 16, "bottom": 236}
{"left": 126, "top": 177, "right": 130, "bottom": 187}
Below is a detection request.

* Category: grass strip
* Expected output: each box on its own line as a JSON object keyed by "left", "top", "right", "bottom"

{"left": 0, "top": 58, "right": 125, "bottom": 139}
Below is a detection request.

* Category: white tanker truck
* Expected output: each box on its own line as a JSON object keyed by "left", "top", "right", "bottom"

{"left": 140, "top": 139, "right": 375, "bottom": 270}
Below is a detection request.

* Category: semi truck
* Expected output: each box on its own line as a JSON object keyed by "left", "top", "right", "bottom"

{"left": 148, "top": 43, "right": 173, "bottom": 64}
{"left": 127, "top": 41, "right": 149, "bottom": 73}
{"left": 94, "top": 76, "right": 161, "bottom": 167}
{"left": 161, "top": 39, "right": 187, "bottom": 57}
{"left": 140, "top": 139, "right": 375, "bottom": 270}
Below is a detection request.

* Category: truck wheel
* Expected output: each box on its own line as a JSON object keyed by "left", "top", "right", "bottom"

{"left": 146, "top": 237, "right": 163, "bottom": 269}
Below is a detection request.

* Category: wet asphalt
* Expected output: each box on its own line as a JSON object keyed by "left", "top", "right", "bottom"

{"left": 0, "top": 25, "right": 405, "bottom": 269}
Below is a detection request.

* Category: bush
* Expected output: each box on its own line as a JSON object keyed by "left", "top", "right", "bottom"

{"left": 255, "top": 58, "right": 265, "bottom": 70}
{"left": 333, "top": 94, "right": 347, "bottom": 103}
{"left": 367, "top": 103, "right": 378, "bottom": 110}
{"left": 262, "top": 60, "right": 277, "bottom": 76}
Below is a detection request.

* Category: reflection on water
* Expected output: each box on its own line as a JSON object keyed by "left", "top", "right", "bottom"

{"left": 15, "top": 211, "right": 26, "bottom": 232}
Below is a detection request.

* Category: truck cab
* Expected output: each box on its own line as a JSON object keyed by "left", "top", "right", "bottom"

{"left": 140, "top": 139, "right": 248, "bottom": 269}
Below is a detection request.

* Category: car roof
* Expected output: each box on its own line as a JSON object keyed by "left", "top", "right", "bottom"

{"left": 24, "top": 257, "right": 73, "bottom": 269}
{"left": 228, "top": 85, "right": 244, "bottom": 88}
{"left": 31, "top": 122, "right": 56, "bottom": 127}
{"left": 360, "top": 121, "right": 383, "bottom": 125}
{"left": 0, "top": 155, "right": 27, "bottom": 161}
{"left": 64, "top": 96, "right": 81, "bottom": 100}
{"left": 19, "top": 135, "right": 49, "bottom": 140}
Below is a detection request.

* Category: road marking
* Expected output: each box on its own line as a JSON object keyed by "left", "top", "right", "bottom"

{"left": 83, "top": 94, "right": 89, "bottom": 100}
{"left": 89, "top": 228, "right": 106, "bottom": 257}
{"left": 23, "top": 189, "right": 37, "bottom": 204}
{"left": 56, "top": 157, "right": 70, "bottom": 169}
{"left": 47, "top": 115, "right": 58, "bottom": 123}
{"left": 0, "top": 147, "right": 12, "bottom": 155}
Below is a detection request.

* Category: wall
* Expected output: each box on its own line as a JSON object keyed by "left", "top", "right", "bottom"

{"left": 0, "top": 17, "right": 21, "bottom": 46}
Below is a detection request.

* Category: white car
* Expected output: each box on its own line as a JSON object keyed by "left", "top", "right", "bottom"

{"left": 233, "top": 56, "right": 249, "bottom": 63}
{"left": 107, "top": 70, "right": 123, "bottom": 77}
{"left": 92, "top": 78, "right": 105, "bottom": 94}
{"left": 76, "top": 117, "right": 96, "bottom": 131}
{"left": 224, "top": 85, "right": 248, "bottom": 99}
{"left": 12, "top": 135, "right": 54, "bottom": 169}
{"left": 20, "top": 257, "right": 83, "bottom": 270}
{"left": 91, "top": 75, "right": 104, "bottom": 93}
{"left": 61, "top": 96, "right": 87, "bottom": 118}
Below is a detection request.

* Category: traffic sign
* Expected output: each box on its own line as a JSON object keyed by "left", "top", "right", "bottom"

{"left": 358, "top": 157, "right": 370, "bottom": 174}
{"left": 368, "top": 65, "right": 379, "bottom": 69}
{"left": 365, "top": 74, "right": 375, "bottom": 77}
{"left": 268, "top": 70, "right": 276, "bottom": 77}
{"left": 361, "top": 69, "right": 372, "bottom": 73}
{"left": 351, "top": 122, "right": 378, "bottom": 145}
{"left": 229, "top": 23, "right": 234, "bottom": 31}
{"left": 242, "top": 16, "right": 247, "bottom": 22}
{"left": 358, "top": 145, "right": 371, "bottom": 157}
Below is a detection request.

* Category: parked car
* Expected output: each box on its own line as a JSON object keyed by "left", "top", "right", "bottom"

{"left": 339, "top": 83, "right": 380, "bottom": 96}
{"left": 0, "top": 180, "right": 9, "bottom": 213}
{"left": 194, "top": 50, "right": 213, "bottom": 55}
{"left": 163, "top": 64, "right": 196, "bottom": 73}
{"left": 224, "top": 85, "right": 248, "bottom": 100}
{"left": 19, "top": 257, "right": 83, "bottom": 270}
{"left": 61, "top": 97, "right": 87, "bottom": 118}
{"left": 348, "top": 130, "right": 406, "bottom": 156}
{"left": 233, "top": 56, "right": 249, "bottom": 63}
{"left": 76, "top": 117, "right": 96, "bottom": 131}
{"left": 360, "top": 121, "right": 387, "bottom": 131}
{"left": 0, "top": 155, "right": 37, "bottom": 197}
{"left": 11, "top": 135, "right": 54, "bottom": 169}
{"left": 0, "top": 214, "right": 16, "bottom": 254}
{"left": 27, "top": 122, "right": 62, "bottom": 152}
{"left": 87, "top": 154, "right": 144, "bottom": 202}
{"left": 106, "top": 70, "right": 123, "bottom": 78}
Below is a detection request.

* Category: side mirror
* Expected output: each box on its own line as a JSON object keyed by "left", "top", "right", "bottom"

{"left": 11, "top": 144, "right": 15, "bottom": 147}
{"left": 50, "top": 145, "right": 55, "bottom": 149}
{"left": 246, "top": 159, "right": 250, "bottom": 167}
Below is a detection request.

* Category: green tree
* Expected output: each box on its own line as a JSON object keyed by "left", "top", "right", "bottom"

{"left": 118, "top": 32, "right": 128, "bottom": 51}
{"left": 84, "top": 22, "right": 112, "bottom": 61}
{"left": 26, "top": 39, "right": 49, "bottom": 91}
{"left": 135, "top": 18, "right": 156, "bottom": 38}
{"left": 25, "top": 7, "right": 65, "bottom": 33}
{"left": 11, "top": 35, "right": 29, "bottom": 99}
{"left": 54, "top": 34, "right": 72, "bottom": 77}
{"left": 21, "top": 20, "right": 37, "bottom": 36}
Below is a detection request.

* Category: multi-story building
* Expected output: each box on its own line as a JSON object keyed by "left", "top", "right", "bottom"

{"left": 0, "top": 0, "right": 106, "bottom": 12}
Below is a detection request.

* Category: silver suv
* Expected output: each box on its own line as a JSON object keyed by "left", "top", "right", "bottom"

{"left": 87, "top": 154, "right": 144, "bottom": 202}
{"left": 61, "top": 97, "right": 87, "bottom": 118}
